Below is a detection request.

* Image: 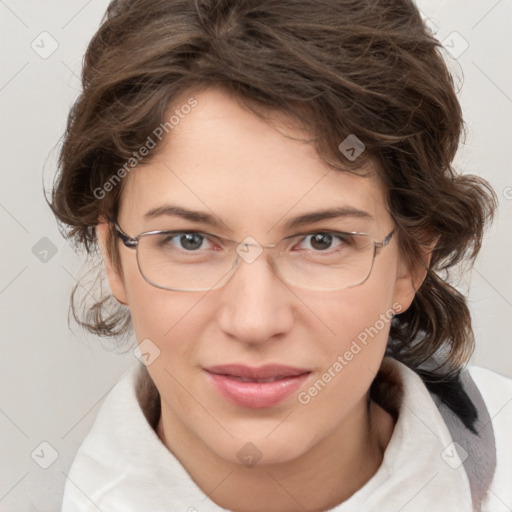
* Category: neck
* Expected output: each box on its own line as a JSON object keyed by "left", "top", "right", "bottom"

{"left": 156, "top": 397, "right": 394, "bottom": 512}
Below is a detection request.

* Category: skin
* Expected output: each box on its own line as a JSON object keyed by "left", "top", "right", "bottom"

{"left": 97, "top": 87, "right": 428, "bottom": 512}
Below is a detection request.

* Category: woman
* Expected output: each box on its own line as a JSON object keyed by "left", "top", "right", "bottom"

{"left": 50, "top": 0, "right": 511, "bottom": 510}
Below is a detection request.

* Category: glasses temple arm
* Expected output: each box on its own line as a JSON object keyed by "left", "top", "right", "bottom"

{"left": 106, "top": 217, "right": 138, "bottom": 249}
{"left": 375, "top": 229, "right": 395, "bottom": 249}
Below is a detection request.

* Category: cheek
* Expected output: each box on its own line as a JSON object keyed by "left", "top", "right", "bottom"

{"left": 296, "top": 276, "right": 398, "bottom": 415}
{"left": 125, "top": 280, "right": 210, "bottom": 411}
{"left": 121, "top": 256, "right": 208, "bottom": 358}
{"left": 127, "top": 285, "right": 206, "bottom": 350}
{"left": 308, "top": 276, "right": 397, "bottom": 355}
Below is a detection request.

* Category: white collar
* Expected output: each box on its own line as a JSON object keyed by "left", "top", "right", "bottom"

{"left": 61, "top": 358, "right": 472, "bottom": 511}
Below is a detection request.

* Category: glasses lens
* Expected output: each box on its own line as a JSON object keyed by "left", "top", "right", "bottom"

{"left": 136, "top": 232, "right": 236, "bottom": 291}
{"left": 136, "top": 231, "right": 376, "bottom": 291}
{"left": 277, "top": 232, "right": 375, "bottom": 290}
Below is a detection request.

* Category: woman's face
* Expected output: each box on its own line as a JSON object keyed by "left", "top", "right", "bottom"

{"left": 101, "top": 87, "right": 417, "bottom": 466}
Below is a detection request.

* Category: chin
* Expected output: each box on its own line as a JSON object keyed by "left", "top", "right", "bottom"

{"left": 206, "top": 428, "right": 313, "bottom": 467}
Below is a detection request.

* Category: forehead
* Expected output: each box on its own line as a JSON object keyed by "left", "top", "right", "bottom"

{"left": 119, "top": 87, "right": 390, "bottom": 235}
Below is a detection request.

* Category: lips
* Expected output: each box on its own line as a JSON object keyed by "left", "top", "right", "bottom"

{"left": 205, "top": 364, "right": 310, "bottom": 380}
{"left": 204, "top": 364, "right": 312, "bottom": 408}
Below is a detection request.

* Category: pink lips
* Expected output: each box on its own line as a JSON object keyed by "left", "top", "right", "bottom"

{"left": 204, "top": 364, "right": 312, "bottom": 408}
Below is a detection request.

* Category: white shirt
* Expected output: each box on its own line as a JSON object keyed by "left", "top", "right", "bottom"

{"left": 60, "top": 358, "right": 512, "bottom": 512}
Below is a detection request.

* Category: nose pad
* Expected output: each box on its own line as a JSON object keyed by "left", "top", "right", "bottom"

{"left": 235, "top": 236, "right": 264, "bottom": 265}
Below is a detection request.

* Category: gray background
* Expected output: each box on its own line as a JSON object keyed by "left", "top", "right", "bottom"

{"left": 1, "top": 1, "right": 511, "bottom": 510}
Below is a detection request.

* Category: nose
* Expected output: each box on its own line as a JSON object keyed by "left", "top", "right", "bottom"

{"left": 215, "top": 249, "right": 295, "bottom": 346}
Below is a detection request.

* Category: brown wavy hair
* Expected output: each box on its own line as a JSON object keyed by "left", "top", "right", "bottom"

{"left": 49, "top": 0, "right": 496, "bottom": 379}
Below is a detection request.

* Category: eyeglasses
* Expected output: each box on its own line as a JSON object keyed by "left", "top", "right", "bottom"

{"left": 110, "top": 220, "right": 395, "bottom": 292}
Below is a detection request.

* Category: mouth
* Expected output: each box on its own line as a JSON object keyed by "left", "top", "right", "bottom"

{"left": 203, "top": 364, "right": 312, "bottom": 408}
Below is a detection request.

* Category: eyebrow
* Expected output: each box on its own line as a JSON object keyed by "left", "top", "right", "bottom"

{"left": 143, "top": 205, "right": 373, "bottom": 232}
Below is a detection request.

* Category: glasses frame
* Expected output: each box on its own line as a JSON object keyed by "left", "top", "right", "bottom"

{"left": 109, "top": 218, "right": 395, "bottom": 292}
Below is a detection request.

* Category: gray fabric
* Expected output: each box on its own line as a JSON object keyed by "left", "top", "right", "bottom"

{"left": 429, "top": 369, "right": 497, "bottom": 512}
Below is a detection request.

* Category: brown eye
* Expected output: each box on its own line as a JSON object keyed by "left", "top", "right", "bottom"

{"left": 309, "top": 233, "right": 334, "bottom": 251}
{"left": 297, "top": 233, "right": 347, "bottom": 252}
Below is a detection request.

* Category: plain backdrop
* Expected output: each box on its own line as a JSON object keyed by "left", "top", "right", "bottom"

{"left": 1, "top": 1, "right": 511, "bottom": 510}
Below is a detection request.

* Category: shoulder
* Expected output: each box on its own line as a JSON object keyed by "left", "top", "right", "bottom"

{"left": 61, "top": 366, "right": 149, "bottom": 511}
{"left": 467, "top": 365, "right": 512, "bottom": 512}
{"left": 468, "top": 365, "right": 512, "bottom": 432}
{"left": 468, "top": 365, "right": 512, "bottom": 395}
{"left": 60, "top": 364, "right": 201, "bottom": 512}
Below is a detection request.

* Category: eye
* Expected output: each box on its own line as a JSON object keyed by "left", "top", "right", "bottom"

{"left": 296, "top": 232, "right": 351, "bottom": 252}
{"left": 159, "top": 232, "right": 218, "bottom": 251}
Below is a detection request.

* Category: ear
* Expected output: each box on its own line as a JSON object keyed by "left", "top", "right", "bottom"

{"left": 96, "top": 222, "right": 128, "bottom": 305}
{"left": 392, "top": 242, "right": 434, "bottom": 314}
